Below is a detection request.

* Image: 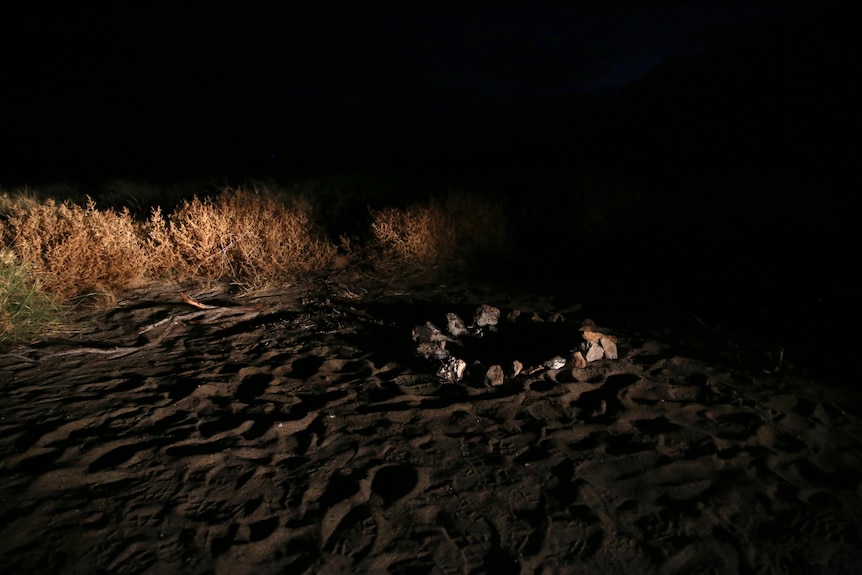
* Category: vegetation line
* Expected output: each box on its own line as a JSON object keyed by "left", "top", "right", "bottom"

{"left": 1, "top": 180, "right": 522, "bottom": 344}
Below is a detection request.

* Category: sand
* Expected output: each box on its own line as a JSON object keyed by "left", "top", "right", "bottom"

{"left": 1, "top": 276, "right": 861, "bottom": 574}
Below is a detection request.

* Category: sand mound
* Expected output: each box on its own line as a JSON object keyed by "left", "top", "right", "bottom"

{"left": 2, "top": 279, "right": 861, "bottom": 574}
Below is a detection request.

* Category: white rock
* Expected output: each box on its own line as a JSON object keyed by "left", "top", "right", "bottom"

{"left": 486, "top": 364, "right": 505, "bottom": 386}
{"left": 544, "top": 356, "right": 567, "bottom": 370}
{"left": 437, "top": 358, "right": 467, "bottom": 382}
{"left": 585, "top": 340, "right": 605, "bottom": 362}
{"left": 473, "top": 304, "right": 500, "bottom": 328}
{"left": 446, "top": 312, "right": 468, "bottom": 337}
{"left": 511, "top": 360, "right": 524, "bottom": 378}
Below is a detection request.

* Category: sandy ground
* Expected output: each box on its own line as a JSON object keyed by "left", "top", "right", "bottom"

{"left": 1, "top": 275, "right": 861, "bottom": 574}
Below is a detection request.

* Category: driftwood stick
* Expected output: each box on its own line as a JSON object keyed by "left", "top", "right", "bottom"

{"left": 8, "top": 293, "right": 265, "bottom": 362}
{"left": 180, "top": 292, "right": 218, "bottom": 310}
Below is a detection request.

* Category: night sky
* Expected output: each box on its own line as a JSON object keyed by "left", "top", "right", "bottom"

{"left": 1, "top": 2, "right": 858, "bottom": 372}
{"left": 2, "top": 1, "right": 853, "bottom": 186}
{"left": 1, "top": 3, "right": 856, "bottom": 278}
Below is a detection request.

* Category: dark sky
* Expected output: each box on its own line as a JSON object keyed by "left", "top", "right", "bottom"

{"left": 1, "top": 2, "right": 857, "bottom": 352}
{"left": 0, "top": 1, "right": 853, "bottom": 184}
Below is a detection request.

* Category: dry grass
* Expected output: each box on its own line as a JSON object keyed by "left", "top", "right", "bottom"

{"left": 0, "top": 185, "right": 339, "bottom": 300}
{"left": 372, "top": 204, "right": 454, "bottom": 266}
{"left": 1, "top": 197, "right": 149, "bottom": 301}
{"left": 146, "top": 186, "right": 337, "bottom": 287}
{"left": 370, "top": 192, "right": 508, "bottom": 270}
{"left": 0, "top": 181, "right": 511, "bottom": 341}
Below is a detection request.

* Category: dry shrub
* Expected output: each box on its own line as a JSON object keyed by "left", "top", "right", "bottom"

{"left": 147, "top": 186, "right": 336, "bottom": 285}
{"left": 370, "top": 193, "right": 508, "bottom": 269}
{"left": 2, "top": 198, "right": 149, "bottom": 300}
{"left": 371, "top": 204, "right": 454, "bottom": 267}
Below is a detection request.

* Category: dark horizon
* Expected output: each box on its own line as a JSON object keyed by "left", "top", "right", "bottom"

{"left": 2, "top": 2, "right": 853, "bottom": 187}
{"left": 1, "top": 1, "right": 859, "bottom": 380}
{"left": 2, "top": 4, "right": 856, "bottom": 299}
